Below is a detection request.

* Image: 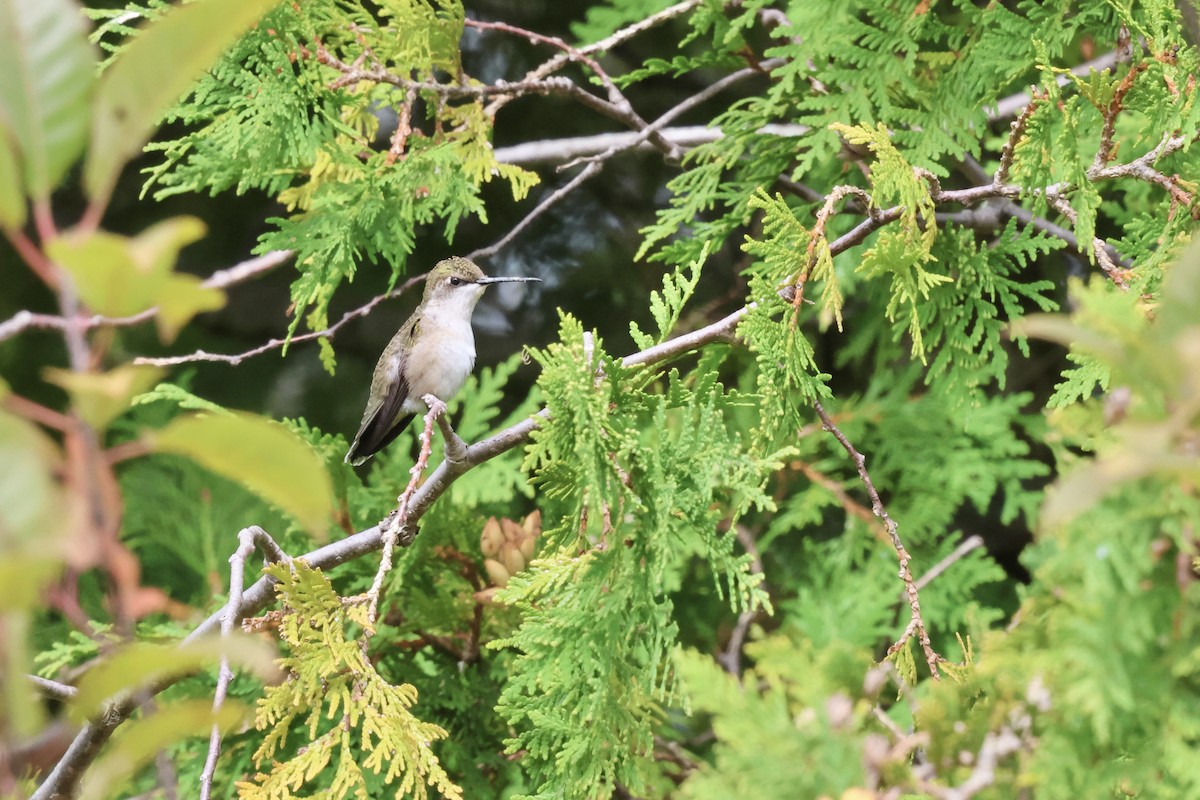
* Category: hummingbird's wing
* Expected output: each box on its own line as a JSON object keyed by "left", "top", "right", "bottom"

{"left": 345, "top": 320, "right": 417, "bottom": 465}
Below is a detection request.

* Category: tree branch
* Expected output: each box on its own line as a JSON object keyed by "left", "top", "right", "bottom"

{"left": 26, "top": 675, "right": 78, "bottom": 701}
{"left": 493, "top": 124, "right": 807, "bottom": 166}
{"left": 199, "top": 526, "right": 291, "bottom": 800}
{"left": 0, "top": 250, "right": 292, "bottom": 345}
{"left": 132, "top": 272, "right": 425, "bottom": 368}
{"left": 812, "top": 400, "right": 944, "bottom": 679}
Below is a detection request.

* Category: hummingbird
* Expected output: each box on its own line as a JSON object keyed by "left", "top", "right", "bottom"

{"left": 345, "top": 257, "right": 540, "bottom": 465}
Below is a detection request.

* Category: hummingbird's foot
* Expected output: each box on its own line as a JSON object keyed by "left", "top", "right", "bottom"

{"left": 421, "top": 393, "right": 468, "bottom": 463}
{"left": 420, "top": 393, "right": 448, "bottom": 420}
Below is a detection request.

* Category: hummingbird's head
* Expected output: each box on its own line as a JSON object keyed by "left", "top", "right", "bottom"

{"left": 421, "top": 257, "right": 541, "bottom": 316}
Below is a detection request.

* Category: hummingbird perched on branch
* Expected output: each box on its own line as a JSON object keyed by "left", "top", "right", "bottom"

{"left": 345, "top": 256, "right": 540, "bottom": 466}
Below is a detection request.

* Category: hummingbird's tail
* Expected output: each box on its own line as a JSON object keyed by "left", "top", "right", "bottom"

{"left": 345, "top": 409, "right": 413, "bottom": 466}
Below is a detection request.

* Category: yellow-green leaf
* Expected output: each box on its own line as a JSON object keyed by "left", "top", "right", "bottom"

{"left": 0, "top": 0, "right": 95, "bottom": 198}
{"left": 150, "top": 412, "right": 334, "bottom": 537}
{"left": 85, "top": 0, "right": 279, "bottom": 201}
{"left": 80, "top": 699, "right": 247, "bottom": 800}
{"left": 0, "top": 128, "right": 26, "bottom": 227}
{"left": 47, "top": 217, "right": 223, "bottom": 342}
{"left": 0, "top": 558, "right": 61, "bottom": 610}
{"left": 155, "top": 273, "right": 225, "bottom": 342}
{"left": 0, "top": 410, "right": 65, "bottom": 551}
{"left": 70, "top": 635, "right": 278, "bottom": 722}
{"left": 3, "top": 612, "right": 44, "bottom": 736}
{"left": 43, "top": 365, "right": 163, "bottom": 431}
{"left": 48, "top": 230, "right": 150, "bottom": 317}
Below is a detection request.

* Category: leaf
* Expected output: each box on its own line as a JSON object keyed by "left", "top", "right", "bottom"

{"left": 0, "top": 128, "right": 25, "bottom": 227}
{"left": 0, "top": 559, "right": 61, "bottom": 611}
{"left": 80, "top": 699, "right": 247, "bottom": 800}
{"left": 149, "top": 412, "right": 334, "bottom": 538}
{"left": 0, "top": 0, "right": 95, "bottom": 198}
{"left": 153, "top": 271, "right": 225, "bottom": 341}
{"left": 85, "top": 0, "right": 279, "bottom": 201}
{"left": 70, "top": 635, "right": 277, "bottom": 722}
{"left": 0, "top": 410, "right": 66, "bottom": 552}
{"left": 43, "top": 365, "right": 163, "bottom": 431}
{"left": 46, "top": 217, "right": 224, "bottom": 342}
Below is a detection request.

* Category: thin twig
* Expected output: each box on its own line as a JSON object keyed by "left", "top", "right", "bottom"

{"left": 812, "top": 400, "right": 943, "bottom": 679}
{"left": 483, "top": 0, "right": 703, "bottom": 120}
{"left": 468, "top": 163, "right": 601, "bottom": 261}
{"left": 493, "top": 124, "right": 807, "bottom": 166}
{"left": 133, "top": 273, "right": 425, "bottom": 367}
{"left": 716, "top": 524, "right": 764, "bottom": 676}
{"left": 2, "top": 393, "right": 75, "bottom": 432}
{"left": 365, "top": 396, "right": 445, "bottom": 628}
{"left": 474, "top": 62, "right": 783, "bottom": 261}
{"left": 27, "top": 675, "right": 78, "bottom": 700}
{"left": 0, "top": 250, "right": 292, "bottom": 344}
{"left": 795, "top": 460, "right": 882, "bottom": 534}
{"left": 3, "top": 227, "right": 59, "bottom": 287}
{"left": 995, "top": 92, "right": 1043, "bottom": 185}
{"left": 565, "top": 59, "right": 784, "bottom": 169}
{"left": 912, "top": 535, "right": 985, "bottom": 595}
{"left": 199, "top": 526, "right": 291, "bottom": 800}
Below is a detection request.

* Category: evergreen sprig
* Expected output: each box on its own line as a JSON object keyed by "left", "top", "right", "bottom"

{"left": 238, "top": 562, "right": 461, "bottom": 800}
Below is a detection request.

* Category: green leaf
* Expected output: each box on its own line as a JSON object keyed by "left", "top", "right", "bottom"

{"left": 80, "top": 699, "right": 247, "bottom": 800}
{"left": 0, "top": 559, "right": 61, "bottom": 611}
{"left": 70, "top": 635, "right": 277, "bottom": 722}
{"left": 150, "top": 412, "right": 334, "bottom": 538}
{"left": 0, "top": 127, "right": 25, "bottom": 227}
{"left": 3, "top": 611, "right": 43, "bottom": 737}
{"left": 46, "top": 217, "right": 225, "bottom": 342}
{"left": 0, "top": 0, "right": 95, "bottom": 198}
{"left": 84, "top": 0, "right": 279, "bottom": 201}
{"left": 43, "top": 365, "right": 163, "bottom": 431}
{"left": 0, "top": 410, "right": 66, "bottom": 552}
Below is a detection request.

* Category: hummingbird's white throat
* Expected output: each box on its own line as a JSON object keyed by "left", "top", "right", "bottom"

{"left": 395, "top": 281, "right": 484, "bottom": 415}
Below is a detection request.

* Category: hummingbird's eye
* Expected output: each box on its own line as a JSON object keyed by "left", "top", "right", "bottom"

{"left": 449, "top": 277, "right": 462, "bottom": 286}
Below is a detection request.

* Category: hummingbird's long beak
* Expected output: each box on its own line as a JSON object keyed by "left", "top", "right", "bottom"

{"left": 476, "top": 276, "right": 542, "bottom": 285}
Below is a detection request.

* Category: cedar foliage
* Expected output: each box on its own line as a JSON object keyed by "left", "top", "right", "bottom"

{"left": 5, "top": 1, "right": 1200, "bottom": 799}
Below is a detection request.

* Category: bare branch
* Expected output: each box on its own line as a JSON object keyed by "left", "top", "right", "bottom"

{"left": 198, "top": 250, "right": 294, "bottom": 290}
{"left": 565, "top": 59, "right": 785, "bottom": 169}
{"left": 199, "top": 526, "right": 291, "bottom": 800}
{"left": 365, "top": 397, "right": 445, "bottom": 628}
{"left": 911, "top": 535, "right": 985, "bottom": 595}
{"left": 468, "top": 163, "right": 602, "bottom": 261}
{"left": 0, "top": 250, "right": 292, "bottom": 344}
{"left": 133, "top": 273, "right": 425, "bottom": 368}
{"left": 484, "top": 0, "right": 703, "bottom": 121}
{"left": 716, "top": 524, "right": 765, "bottom": 677}
{"left": 27, "top": 675, "right": 78, "bottom": 700}
{"left": 493, "top": 124, "right": 807, "bottom": 166}
{"left": 812, "top": 400, "right": 944, "bottom": 679}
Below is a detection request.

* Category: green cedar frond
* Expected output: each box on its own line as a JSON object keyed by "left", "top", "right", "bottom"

{"left": 629, "top": 243, "right": 707, "bottom": 349}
